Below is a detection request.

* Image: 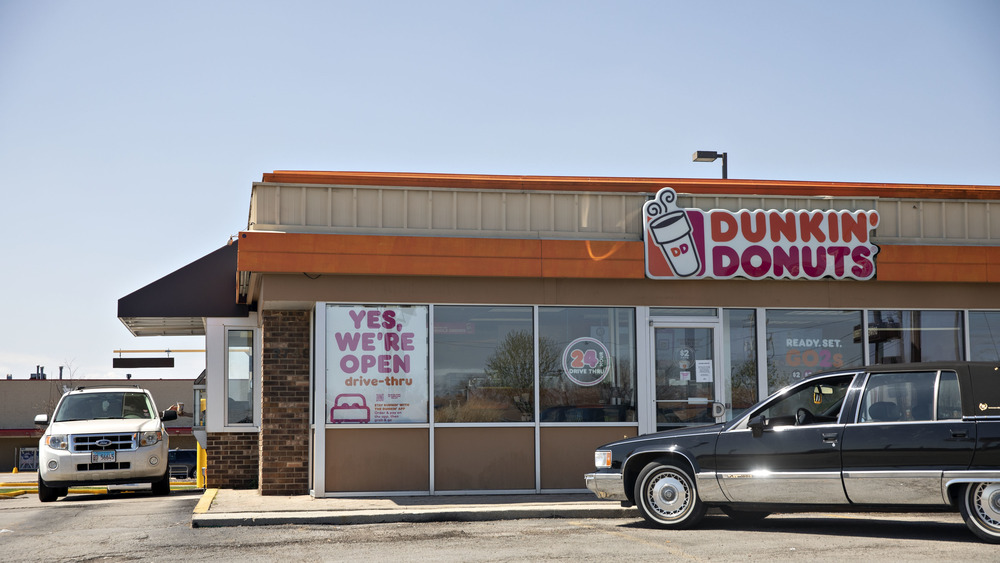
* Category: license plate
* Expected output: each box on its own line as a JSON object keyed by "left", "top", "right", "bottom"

{"left": 92, "top": 450, "right": 116, "bottom": 463}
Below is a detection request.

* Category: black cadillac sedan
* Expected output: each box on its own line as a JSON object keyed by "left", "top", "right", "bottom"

{"left": 585, "top": 362, "right": 1000, "bottom": 543}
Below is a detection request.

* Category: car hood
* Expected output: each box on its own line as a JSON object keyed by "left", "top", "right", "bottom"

{"left": 600, "top": 422, "right": 726, "bottom": 450}
{"left": 47, "top": 418, "right": 163, "bottom": 435}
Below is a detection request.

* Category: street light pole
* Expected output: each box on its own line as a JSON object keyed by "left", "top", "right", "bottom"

{"left": 692, "top": 150, "right": 728, "bottom": 179}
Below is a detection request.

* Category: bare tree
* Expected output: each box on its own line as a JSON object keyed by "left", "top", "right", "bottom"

{"left": 483, "top": 331, "right": 560, "bottom": 416}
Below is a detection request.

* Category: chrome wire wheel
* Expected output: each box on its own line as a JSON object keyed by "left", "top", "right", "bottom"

{"left": 961, "top": 482, "right": 1000, "bottom": 543}
{"left": 634, "top": 463, "right": 705, "bottom": 528}
{"left": 645, "top": 469, "right": 691, "bottom": 521}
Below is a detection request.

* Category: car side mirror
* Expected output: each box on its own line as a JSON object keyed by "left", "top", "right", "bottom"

{"left": 160, "top": 410, "right": 178, "bottom": 421}
{"left": 34, "top": 413, "right": 49, "bottom": 426}
{"left": 748, "top": 414, "right": 766, "bottom": 438}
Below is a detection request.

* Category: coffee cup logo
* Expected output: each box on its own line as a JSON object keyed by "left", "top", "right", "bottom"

{"left": 645, "top": 188, "right": 702, "bottom": 277}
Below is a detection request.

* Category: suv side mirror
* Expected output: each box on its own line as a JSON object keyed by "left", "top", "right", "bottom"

{"left": 160, "top": 410, "right": 178, "bottom": 421}
{"left": 34, "top": 413, "right": 49, "bottom": 426}
{"left": 748, "top": 414, "right": 766, "bottom": 438}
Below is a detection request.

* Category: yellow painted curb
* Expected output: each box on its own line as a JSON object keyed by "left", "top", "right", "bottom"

{"left": 2, "top": 483, "right": 194, "bottom": 499}
{"left": 193, "top": 488, "right": 218, "bottom": 514}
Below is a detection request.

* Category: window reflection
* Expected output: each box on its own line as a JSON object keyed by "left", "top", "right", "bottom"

{"left": 724, "top": 309, "right": 757, "bottom": 419}
{"left": 765, "top": 310, "right": 863, "bottom": 394}
{"left": 227, "top": 330, "right": 254, "bottom": 424}
{"left": 433, "top": 306, "right": 534, "bottom": 422}
{"left": 969, "top": 311, "right": 1000, "bottom": 361}
{"left": 539, "top": 307, "right": 636, "bottom": 423}
{"left": 867, "top": 310, "right": 963, "bottom": 364}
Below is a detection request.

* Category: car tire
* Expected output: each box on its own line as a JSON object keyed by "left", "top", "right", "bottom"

{"left": 720, "top": 506, "right": 770, "bottom": 523}
{"left": 38, "top": 477, "right": 59, "bottom": 503}
{"left": 959, "top": 482, "right": 1000, "bottom": 543}
{"left": 633, "top": 462, "right": 706, "bottom": 529}
{"left": 150, "top": 470, "right": 171, "bottom": 496}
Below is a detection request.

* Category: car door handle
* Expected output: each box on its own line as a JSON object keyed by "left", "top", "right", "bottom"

{"left": 822, "top": 432, "right": 839, "bottom": 444}
{"left": 951, "top": 430, "right": 968, "bottom": 438}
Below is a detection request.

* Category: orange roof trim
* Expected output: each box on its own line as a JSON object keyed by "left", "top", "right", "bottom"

{"left": 261, "top": 170, "right": 1000, "bottom": 200}
{"left": 239, "top": 231, "right": 1000, "bottom": 283}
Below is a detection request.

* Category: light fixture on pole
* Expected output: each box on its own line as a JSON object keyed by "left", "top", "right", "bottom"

{"left": 692, "top": 150, "right": 728, "bottom": 179}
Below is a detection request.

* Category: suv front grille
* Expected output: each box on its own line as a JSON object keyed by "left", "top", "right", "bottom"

{"left": 77, "top": 462, "right": 131, "bottom": 472}
{"left": 70, "top": 433, "right": 137, "bottom": 452}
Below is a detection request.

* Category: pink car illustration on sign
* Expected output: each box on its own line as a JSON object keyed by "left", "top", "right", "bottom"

{"left": 330, "top": 393, "right": 371, "bottom": 423}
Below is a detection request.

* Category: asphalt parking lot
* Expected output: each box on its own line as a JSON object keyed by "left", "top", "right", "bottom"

{"left": 3, "top": 472, "right": 999, "bottom": 561}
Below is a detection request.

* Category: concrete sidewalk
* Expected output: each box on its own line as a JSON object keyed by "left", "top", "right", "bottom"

{"left": 191, "top": 488, "right": 638, "bottom": 528}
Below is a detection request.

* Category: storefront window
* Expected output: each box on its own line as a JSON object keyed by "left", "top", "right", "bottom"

{"left": 325, "top": 305, "right": 429, "bottom": 424}
{"left": 226, "top": 329, "right": 254, "bottom": 425}
{"left": 723, "top": 309, "right": 757, "bottom": 418}
{"left": 539, "top": 307, "right": 636, "bottom": 422}
{"left": 969, "top": 311, "right": 1000, "bottom": 361}
{"left": 868, "top": 310, "right": 964, "bottom": 364}
{"left": 765, "top": 309, "right": 863, "bottom": 394}
{"left": 433, "top": 306, "right": 534, "bottom": 423}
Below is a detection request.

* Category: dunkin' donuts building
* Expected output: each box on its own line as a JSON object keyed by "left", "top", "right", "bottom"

{"left": 118, "top": 171, "right": 1000, "bottom": 496}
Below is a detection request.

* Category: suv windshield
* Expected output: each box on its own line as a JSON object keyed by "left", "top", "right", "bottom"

{"left": 54, "top": 392, "right": 154, "bottom": 422}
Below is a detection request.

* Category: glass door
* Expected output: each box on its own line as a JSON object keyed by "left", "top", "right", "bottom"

{"left": 651, "top": 325, "right": 723, "bottom": 431}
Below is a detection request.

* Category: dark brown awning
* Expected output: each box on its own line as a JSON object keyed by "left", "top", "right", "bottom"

{"left": 118, "top": 242, "right": 249, "bottom": 336}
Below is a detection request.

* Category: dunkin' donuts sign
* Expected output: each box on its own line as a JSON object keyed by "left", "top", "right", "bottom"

{"left": 644, "top": 187, "right": 880, "bottom": 280}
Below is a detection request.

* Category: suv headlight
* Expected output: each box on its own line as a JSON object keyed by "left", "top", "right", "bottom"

{"left": 45, "top": 435, "right": 69, "bottom": 450}
{"left": 139, "top": 431, "right": 163, "bottom": 447}
{"left": 595, "top": 450, "right": 612, "bottom": 469}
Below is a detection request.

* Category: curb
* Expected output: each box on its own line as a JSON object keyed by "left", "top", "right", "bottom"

{"left": 191, "top": 504, "right": 637, "bottom": 528}
{"left": 193, "top": 488, "right": 218, "bottom": 514}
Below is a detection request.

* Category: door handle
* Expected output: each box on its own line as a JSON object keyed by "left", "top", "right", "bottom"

{"left": 822, "top": 432, "right": 839, "bottom": 444}
{"left": 951, "top": 430, "right": 968, "bottom": 438}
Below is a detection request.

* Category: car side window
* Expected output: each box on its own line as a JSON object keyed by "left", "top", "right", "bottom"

{"left": 936, "top": 371, "right": 962, "bottom": 420}
{"left": 755, "top": 375, "right": 854, "bottom": 427}
{"left": 858, "top": 371, "right": 938, "bottom": 423}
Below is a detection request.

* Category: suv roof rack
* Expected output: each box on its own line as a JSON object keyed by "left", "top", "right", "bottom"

{"left": 73, "top": 384, "right": 144, "bottom": 391}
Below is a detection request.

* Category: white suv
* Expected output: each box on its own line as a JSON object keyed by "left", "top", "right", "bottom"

{"left": 34, "top": 386, "right": 177, "bottom": 502}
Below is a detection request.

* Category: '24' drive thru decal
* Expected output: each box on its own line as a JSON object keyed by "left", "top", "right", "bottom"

{"left": 643, "top": 187, "right": 880, "bottom": 281}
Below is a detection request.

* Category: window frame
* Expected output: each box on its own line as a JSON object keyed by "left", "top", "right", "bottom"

{"left": 206, "top": 315, "right": 260, "bottom": 432}
{"left": 225, "top": 328, "right": 257, "bottom": 426}
{"left": 432, "top": 304, "right": 536, "bottom": 424}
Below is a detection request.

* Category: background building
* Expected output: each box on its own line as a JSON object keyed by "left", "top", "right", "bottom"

{"left": 1, "top": 378, "right": 196, "bottom": 472}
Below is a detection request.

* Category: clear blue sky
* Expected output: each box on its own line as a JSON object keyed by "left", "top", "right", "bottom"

{"left": 1, "top": 1, "right": 998, "bottom": 380}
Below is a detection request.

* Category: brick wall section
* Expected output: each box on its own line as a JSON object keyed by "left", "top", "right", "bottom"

{"left": 259, "top": 310, "right": 312, "bottom": 495}
{"left": 206, "top": 432, "right": 259, "bottom": 489}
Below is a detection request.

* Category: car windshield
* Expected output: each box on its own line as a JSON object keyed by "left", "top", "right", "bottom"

{"left": 54, "top": 392, "right": 154, "bottom": 422}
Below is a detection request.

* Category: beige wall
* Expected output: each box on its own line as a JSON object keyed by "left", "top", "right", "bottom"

{"left": 434, "top": 427, "right": 534, "bottom": 491}
{"left": 325, "top": 428, "right": 429, "bottom": 492}
{"left": 321, "top": 426, "right": 643, "bottom": 493}
{"left": 540, "top": 426, "right": 638, "bottom": 489}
